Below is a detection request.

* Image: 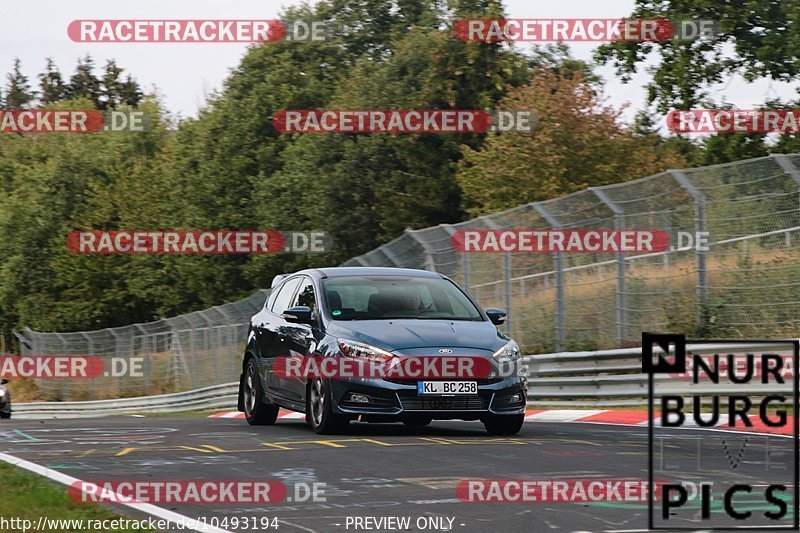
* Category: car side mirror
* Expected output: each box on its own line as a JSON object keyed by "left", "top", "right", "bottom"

{"left": 283, "top": 305, "right": 313, "bottom": 324}
{"left": 0, "top": 379, "right": 7, "bottom": 385}
{"left": 485, "top": 308, "right": 507, "bottom": 326}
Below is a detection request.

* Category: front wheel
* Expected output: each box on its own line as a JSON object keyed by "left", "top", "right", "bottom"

{"left": 0, "top": 411, "right": 9, "bottom": 419}
{"left": 307, "top": 378, "right": 349, "bottom": 435}
{"left": 243, "top": 359, "right": 279, "bottom": 426}
{"left": 483, "top": 414, "right": 524, "bottom": 435}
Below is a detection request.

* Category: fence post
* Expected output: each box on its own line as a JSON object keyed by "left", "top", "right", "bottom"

{"left": 213, "top": 306, "right": 238, "bottom": 380}
{"left": 56, "top": 333, "right": 68, "bottom": 400}
{"left": 479, "top": 216, "right": 513, "bottom": 336}
{"left": 590, "top": 187, "right": 627, "bottom": 347}
{"left": 380, "top": 246, "right": 404, "bottom": 267}
{"left": 13, "top": 328, "right": 32, "bottom": 355}
{"left": 404, "top": 228, "right": 436, "bottom": 272}
{"left": 440, "top": 225, "right": 468, "bottom": 286}
{"left": 772, "top": 154, "right": 800, "bottom": 184}
{"left": 671, "top": 170, "right": 708, "bottom": 333}
{"left": 532, "top": 203, "right": 564, "bottom": 351}
{"left": 463, "top": 252, "right": 471, "bottom": 289}
{"left": 106, "top": 329, "right": 122, "bottom": 398}
{"left": 134, "top": 324, "right": 151, "bottom": 391}
{"left": 772, "top": 154, "right": 800, "bottom": 220}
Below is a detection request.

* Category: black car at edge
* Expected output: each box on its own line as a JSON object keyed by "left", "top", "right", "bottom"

{"left": 237, "top": 267, "right": 527, "bottom": 434}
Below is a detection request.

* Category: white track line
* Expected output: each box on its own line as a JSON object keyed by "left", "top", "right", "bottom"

{"left": 0, "top": 451, "right": 233, "bottom": 533}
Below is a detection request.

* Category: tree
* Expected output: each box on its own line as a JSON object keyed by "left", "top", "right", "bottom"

{"left": 261, "top": 20, "right": 529, "bottom": 260}
{"left": 99, "top": 59, "right": 143, "bottom": 108}
{"left": 38, "top": 58, "right": 67, "bottom": 104}
{"left": 67, "top": 55, "right": 102, "bottom": 108}
{"left": 595, "top": 0, "right": 800, "bottom": 113}
{"left": 529, "top": 43, "right": 599, "bottom": 84}
{"left": 455, "top": 70, "right": 688, "bottom": 216}
{"left": 118, "top": 74, "right": 143, "bottom": 107}
{"left": 0, "top": 99, "right": 175, "bottom": 339}
{"left": 5, "top": 58, "right": 34, "bottom": 109}
{"left": 100, "top": 59, "right": 124, "bottom": 109}
{"left": 695, "top": 132, "right": 768, "bottom": 166}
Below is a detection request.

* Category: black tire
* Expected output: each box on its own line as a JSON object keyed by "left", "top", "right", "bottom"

{"left": 307, "top": 378, "right": 349, "bottom": 435}
{"left": 243, "top": 358, "right": 279, "bottom": 426}
{"left": 0, "top": 412, "right": 9, "bottom": 419}
{"left": 403, "top": 418, "right": 432, "bottom": 427}
{"left": 483, "top": 414, "right": 524, "bottom": 435}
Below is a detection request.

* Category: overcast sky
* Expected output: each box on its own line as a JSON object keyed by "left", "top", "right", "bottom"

{"left": 3, "top": 0, "right": 798, "bottom": 124}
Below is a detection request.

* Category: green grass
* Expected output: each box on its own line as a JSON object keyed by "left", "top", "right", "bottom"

{"left": 0, "top": 462, "right": 159, "bottom": 532}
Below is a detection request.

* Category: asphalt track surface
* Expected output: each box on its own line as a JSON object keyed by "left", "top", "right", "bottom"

{"left": 0, "top": 416, "right": 795, "bottom": 532}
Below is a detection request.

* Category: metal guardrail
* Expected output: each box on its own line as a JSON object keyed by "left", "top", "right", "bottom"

{"left": 12, "top": 340, "right": 794, "bottom": 416}
{"left": 13, "top": 383, "right": 238, "bottom": 418}
{"left": 523, "top": 341, "right": 798, "bottom": 407}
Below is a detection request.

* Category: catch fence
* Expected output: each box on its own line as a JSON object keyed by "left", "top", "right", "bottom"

{"left": 16, "top": 154, "right": 800, "bottom": 399}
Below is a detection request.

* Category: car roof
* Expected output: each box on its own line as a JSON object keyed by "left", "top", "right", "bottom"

{"left": 296, "top": 267, "right": 442, "bottom": 279}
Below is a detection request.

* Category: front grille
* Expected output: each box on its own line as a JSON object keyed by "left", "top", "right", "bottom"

{"left": 399, "top": 394, "right": 489, "bottom": 410}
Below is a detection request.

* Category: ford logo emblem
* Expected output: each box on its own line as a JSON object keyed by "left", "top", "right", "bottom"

{"left": 438, "top": 348, "right": 453, "bottom": 354}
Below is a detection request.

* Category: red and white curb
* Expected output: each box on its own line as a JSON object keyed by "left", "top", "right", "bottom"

{"left": 210, "top": 409, "right": 795, "bottom": 436}
{"left": 212, "top": 410, "right": 305, "bottom": 420}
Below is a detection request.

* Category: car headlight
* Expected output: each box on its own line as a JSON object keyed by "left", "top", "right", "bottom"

{"left": 338, "top": 339, "right": 395, "bottom": 363}
{"left": 492, "top": 340, "right": 521, "bottom": 363}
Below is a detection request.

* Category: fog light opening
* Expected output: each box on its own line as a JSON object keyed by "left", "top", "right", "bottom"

{"left": 348, "top": 393, "right": 370, "bottom": 403}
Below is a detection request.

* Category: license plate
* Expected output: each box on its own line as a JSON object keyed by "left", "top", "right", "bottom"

{"left": 417, "top": 381, "right": 477, "bottom": 395}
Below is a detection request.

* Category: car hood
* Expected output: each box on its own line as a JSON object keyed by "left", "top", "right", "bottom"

{"left": 328, "top": 319, "right": 506, "bottom": 352}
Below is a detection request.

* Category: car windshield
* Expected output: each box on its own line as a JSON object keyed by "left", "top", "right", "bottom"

{"left": 322, "top": 275, "right": 483, "bottom": 321}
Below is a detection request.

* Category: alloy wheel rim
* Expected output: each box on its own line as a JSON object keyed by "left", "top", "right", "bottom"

{"left": 311, "top": 379, "right": 324, "bottom": 426}
{"left": 244, "top": 366, "right": 256, "bottom": 416}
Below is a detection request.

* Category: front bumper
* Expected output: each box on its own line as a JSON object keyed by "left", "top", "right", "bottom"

{"left": 328, "top": 377, "right": 527, "bottom": 419}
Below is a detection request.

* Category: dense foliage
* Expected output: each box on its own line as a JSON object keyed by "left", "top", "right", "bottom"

{"left": 0, "top": 0, "right": 795, "bottom": 345}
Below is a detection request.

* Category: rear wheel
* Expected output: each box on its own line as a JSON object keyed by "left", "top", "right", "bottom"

{"left": 0, "top": 412, "right": 9, "bottom": 419}
{"left": 243, "top": 359, "right": 279, "bottom": 426}
{"left": 307, "top": 378, "right": 349, "bottom": 435}
{"left": 483, "top": 414, "right": 524, "bottom": 435}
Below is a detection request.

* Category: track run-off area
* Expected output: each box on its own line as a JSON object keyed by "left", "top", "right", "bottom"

{"left": 0, "top": 411, "right": 792, "bottom": 532}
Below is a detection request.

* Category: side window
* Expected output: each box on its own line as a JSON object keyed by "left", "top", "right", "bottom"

{"left": 292, "top": 278, "right": 317, "bottom": 313}
{"left": 271, "top": 277, "right": 301, "bottom": 315}
{"left": 265, "top": 290, "right": 279, "bottom": 310}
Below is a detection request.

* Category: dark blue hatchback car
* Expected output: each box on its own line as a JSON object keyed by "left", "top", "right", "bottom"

{"left": 237, "top": 267, "right": 526, "bottom": 434}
